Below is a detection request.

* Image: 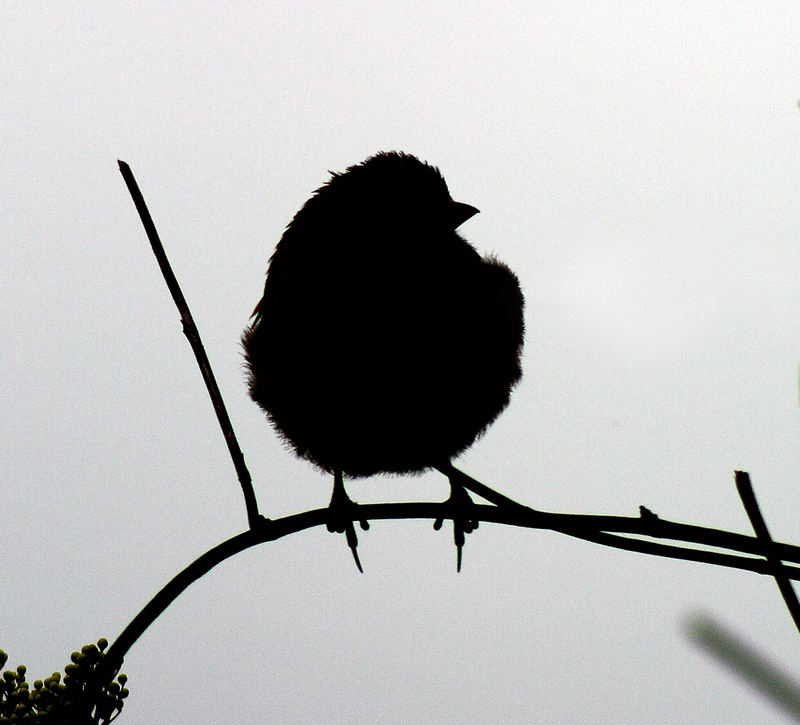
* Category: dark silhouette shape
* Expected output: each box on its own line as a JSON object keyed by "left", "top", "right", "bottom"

{"left": 242, "top": 152, "right": 524, "bottom": 569}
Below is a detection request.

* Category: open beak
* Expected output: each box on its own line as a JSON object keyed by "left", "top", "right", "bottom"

{"left": 449, "top": 201, "right": 479, "bottom": 229}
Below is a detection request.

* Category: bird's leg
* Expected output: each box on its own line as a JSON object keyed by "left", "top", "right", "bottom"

{"left": 327, "top": 469, "right": 369, "bottom": 573}
{"left": 433, "top": 463, "right": 479, "bottom": 572}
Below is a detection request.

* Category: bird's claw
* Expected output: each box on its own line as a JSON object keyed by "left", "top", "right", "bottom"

{"left": 434, "top": 480, "right": 479, "bottom": 572}
{"left": 328, "top": 471, "right": 368, "bottom": 572}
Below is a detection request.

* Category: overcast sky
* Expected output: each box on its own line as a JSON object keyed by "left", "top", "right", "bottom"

{"left": 4, "top": 2, "right": 800, "bottom": 722}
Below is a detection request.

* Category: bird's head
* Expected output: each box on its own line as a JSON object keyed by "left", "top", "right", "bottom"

{"left": 307, "top": 152, "right": 479, "bottom": 239}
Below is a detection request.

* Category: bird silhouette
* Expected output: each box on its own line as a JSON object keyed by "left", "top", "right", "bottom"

{"left": 242, "top": 152, "right": 524, "bottom": 570}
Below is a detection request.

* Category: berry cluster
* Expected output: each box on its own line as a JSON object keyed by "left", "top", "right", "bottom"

{"left": 0, "top": 639, "right": 128, "bottom": 723}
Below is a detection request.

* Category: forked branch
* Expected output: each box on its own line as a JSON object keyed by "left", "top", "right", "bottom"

{"left": 100, "top": 161, "right": 800, "bottom": 688}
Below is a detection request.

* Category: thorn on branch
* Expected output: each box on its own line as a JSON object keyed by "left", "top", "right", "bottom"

{"left": 639, "top": 505, "right": 659, "bottom": 521}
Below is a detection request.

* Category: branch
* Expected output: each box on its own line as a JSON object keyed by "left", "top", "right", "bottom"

{"left": 118, "top": 160, "right": 261, "bottom": 528}
{"left": 736, "top": 471, "right": 800, "bottom": 634}
{"left": 112, "top": 160, "right": 800, "bottom": 690}
{"left": 94, "top": 494, "right": 800, "bottom": 686}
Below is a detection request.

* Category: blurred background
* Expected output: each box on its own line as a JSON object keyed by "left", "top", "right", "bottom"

{"left": 3, "top": 2, "right": 800, "bottom": 722}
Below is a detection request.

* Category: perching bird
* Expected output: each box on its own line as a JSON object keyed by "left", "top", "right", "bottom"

{"left": 242, "top": 152, "right": 524, "bottom": 569}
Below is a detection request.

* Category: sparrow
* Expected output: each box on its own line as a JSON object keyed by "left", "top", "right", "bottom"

{"left": 243, "top": 151, "right": 524, "bottom": 570}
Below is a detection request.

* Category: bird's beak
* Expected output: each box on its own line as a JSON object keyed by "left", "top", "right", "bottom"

{"left": 449, "top": 201, "right": 479, "bottom": 229}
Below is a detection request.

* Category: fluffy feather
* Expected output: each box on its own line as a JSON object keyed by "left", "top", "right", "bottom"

{"left": 242, "top": 152, "right": 524, "bottom": 477}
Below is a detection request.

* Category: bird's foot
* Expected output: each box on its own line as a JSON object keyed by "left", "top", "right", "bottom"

{"left": 328, "top": 470, "right": 369, "bottom": 573}
{"left": 434, "top": 476, "right": 479, "bottom": 572}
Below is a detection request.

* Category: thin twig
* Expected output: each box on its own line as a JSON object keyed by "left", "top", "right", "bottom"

{"left": 435, "top": 462, "right": 529, "bottom": 512}
{"left": 118, "top": 160, "right": 261, "bottom": 528}
{"left": 735, "top": 471, "right": 800, "bottom": 634}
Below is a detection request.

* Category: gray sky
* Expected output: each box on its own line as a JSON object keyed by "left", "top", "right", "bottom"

{"left": 4, "top": 2, "right": 800, "bottom": 722}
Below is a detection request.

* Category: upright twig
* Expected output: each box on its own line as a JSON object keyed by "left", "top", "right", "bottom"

{"left": 735, "top": 471, "right": 800, "bottom": 634}
{"left": 118, "top": 160, "right": 262, "bottom": 528}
